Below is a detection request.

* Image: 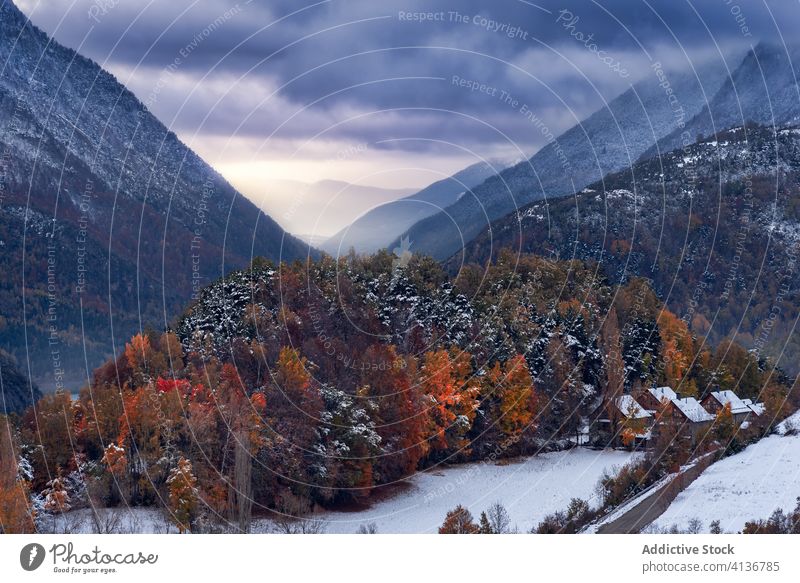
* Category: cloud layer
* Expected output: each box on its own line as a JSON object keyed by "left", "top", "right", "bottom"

{"left": 13, "top": 0, "right": 798, "bottom": 195}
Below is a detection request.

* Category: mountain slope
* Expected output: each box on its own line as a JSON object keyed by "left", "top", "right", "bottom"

{"left": 0, "top": 348, "right": 41, "bottom": 414}
{"left": 395, "top": 59, "right": 733, "bottom": 260}
{"left": 0, "top": 0, "right": 308, "bottom": 387}
{"left": 456, "top": 124, "right": 800, "bottom": 373}
{"left": 645, "top": 43, "right": 800, "bottom": 159}
{"left": 321, "top": 160, "right": 506, "bottom": 255}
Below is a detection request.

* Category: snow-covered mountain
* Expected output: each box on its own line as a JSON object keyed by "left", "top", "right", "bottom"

{"left": 0, "top": 0, "right": 308, "bottom": 386}
{"left": 645, "top": 43, "right": 800, "bottom": 158}
{"left": 394, "top": 58, "right": 735, "bottom": 260}
{"left": 321, "top": 160, "right": 507, "bottom": 255}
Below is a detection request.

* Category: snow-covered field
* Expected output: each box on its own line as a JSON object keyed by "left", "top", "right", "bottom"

{"left": 254, "top": 448, "right": 638, "bottom": 534}
{"left": 41, "top": 449, "right": 637, "bottom": 534}
{"left": 649, "top": 412, "right": 800, "bottom": 533}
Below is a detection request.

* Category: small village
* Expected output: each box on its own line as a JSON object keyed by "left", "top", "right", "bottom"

{"left": 592, "top": 386, "right": 767, "bottom": 450}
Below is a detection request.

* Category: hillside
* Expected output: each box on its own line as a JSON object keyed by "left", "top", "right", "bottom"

{"left": 0, "top": 0, "right": 308, "bottom": 386}
{"left": 393, "top": 58, "right": 733, "bottom": 260}
{"left": 0, "top": 349, "right": 41, "bottom": 414}
{"left": 322, "top": 160, "right": 505, "bottom": 255}
{"left": 457, "top": 124, "right": 800, "bottom": 374}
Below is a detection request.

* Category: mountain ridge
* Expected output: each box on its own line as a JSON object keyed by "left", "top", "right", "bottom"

{"left": 0, "top": 0, "right": 309, "bottom": 387}
{"left": 392, "top": 56, "right": 736, "bottom": 260}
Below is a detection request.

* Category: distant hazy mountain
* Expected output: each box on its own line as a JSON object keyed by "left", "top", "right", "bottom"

{"left": 0, "top": 0, "right": 308, "bottom": 387}
{"left": 396, "top": 58, "right": 734, "bottom": 260}
{"left": 321, "top": 160, "right": 508, "bottom": 255}
{"left": 259, "top": 179, "right": 415, "bottom": 239}
{"left": 645, "top": 43, "right": 800, "bottom": 158}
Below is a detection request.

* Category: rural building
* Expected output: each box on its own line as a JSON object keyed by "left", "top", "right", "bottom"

{"left": 701, "top": 390, "right": 753, "bottom": 424}
{"left": 636, "top": 386, "right": 678, "bottom": 411}
{"left": 663, "top": 396, "right": 715, "bottom": 446}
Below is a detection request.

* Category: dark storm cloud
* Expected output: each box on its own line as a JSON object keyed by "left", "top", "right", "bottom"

{"left": 14, "top": 0, "right": 800, "bottom": 155}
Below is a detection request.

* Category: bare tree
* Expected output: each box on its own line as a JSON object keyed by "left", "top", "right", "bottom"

{"left": 686, "top": 517, "right": 703, "bottom": 534}
{"left": 485, "top": 502, "right": 511, "bottom": 534}
{"left": 89, "top": 506, "right": 122, "bottom": 534}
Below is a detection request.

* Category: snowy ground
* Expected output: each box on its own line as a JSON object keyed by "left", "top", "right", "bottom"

{"left": 41, "top": 507, "right": 175, "bottom": 534}
{"left": 40, "top": 449, "right": 638, "bottom": 534}
{"left": 254, "top": 448, "right": 638, "bottom": 534}
{"left": 648, "top": 412, "right": 800, "bottom": 533}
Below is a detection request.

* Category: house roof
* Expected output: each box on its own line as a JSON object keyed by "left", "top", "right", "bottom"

{"left": 671, "top": 397, "right": 715, "bottom": 423}
{"left": 615, "top": 395, "right": 653, "bottom": 419}
{"left": 649, "top": 386, "right": 678, "bottom": 403}
{"left": 742, "top": 399, "right": 766, "bottom": 416}
{"left": 708, "top": 390, "right": 751, "bottom": 415}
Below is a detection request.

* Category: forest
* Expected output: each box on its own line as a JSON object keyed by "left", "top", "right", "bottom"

{"left": 0, "top": 251, "right": 795, "bottom": 533}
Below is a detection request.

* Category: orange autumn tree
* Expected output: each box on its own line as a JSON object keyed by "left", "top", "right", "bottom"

{"left": 0, "top": 416, "right": 35, "bottom": 533}
{"left": 265, "top": 347, "right": 323, "bottom": 496}
{"left": 657, "top": 310, "right": 697, "bottom": 395}
{"left": 420, "top": 348, "right": 478, "bottom": 453}
{"left": 485, "top": 355, "right": 537, "bottom": 438}
{"left": 115, "top": 378, "right": 183, "bottom": 504}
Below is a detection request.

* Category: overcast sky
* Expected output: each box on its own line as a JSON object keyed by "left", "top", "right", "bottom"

{"left": 14, "top": 0, "right": 800, "bottom": 202}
